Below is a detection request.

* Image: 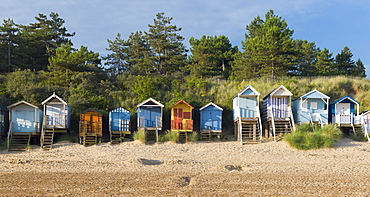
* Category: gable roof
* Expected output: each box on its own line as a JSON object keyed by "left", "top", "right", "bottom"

{"left": 298, "top": 89, "right": 330, "bottom": 99}
{"left": 7, "top": 100, "right": 39, "bottom": 109}
{"left": 330, "top": 95, "right": 360, "bottom": 105}
{"left": 330, "top": 95, "right": 359, "bottom": 105}
{"left": 199, "top": 102, "right": 223, "bottom": 111}
{"left": 263, "top": 85, "right": 293, "bottom": 100}
{"left": 234, "top": 85, "right": 260, "bottom": 98}
{"left": 170, "top": 99, "right": 194, "bottom": 109}
{"left": 41, "top": 92, "right": 68, "bottom": 105}
{"left": 110, "top": 107, "right": 130, "bottom": 113}
{"left": 81, "top": 108, "right": 103, "bottom": 114}
{"left": 137, "top": 98, "right": 164, "bottom": 108}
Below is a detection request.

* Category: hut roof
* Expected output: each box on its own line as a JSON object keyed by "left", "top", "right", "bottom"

{"left": 263, "top": 85, "right": 292, "bottom": 100}
{"left": 330, "top": 95, "right": 359, "bottom": 105}
{"left": 7, "top": 100, "right": 39, "bottom": 109}
{"left": 170, "top": 99, "right": 194, "bottom": 109}
{"left": 137, "top": 98, "right": 164, "bottom": 108}
{"left": 199, "top": 102, "right": 223, "bottom": 111}
{"left": 297, "top": 89, "right": 330, "bottom": 100}
{"left": 41, "top": 92, "right": 68, "bottom": 105}
{"left": 233, "top": 85, "right": 260, "bottom": 99}
{"left": 81, "top": 108, "right": 103, "bottom": 114}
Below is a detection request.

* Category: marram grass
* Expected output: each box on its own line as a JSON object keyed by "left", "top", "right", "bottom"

{"left": 284, "top": 124, "right": 342, "bottom": 150}
{"left": 133, "top": 129, "right": 147, "bottom": 143}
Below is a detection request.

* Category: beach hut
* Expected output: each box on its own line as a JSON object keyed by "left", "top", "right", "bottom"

{"left": 329, "top": 95, "right": 361, "bottom": 133}
{"left": 170, "top": 100, "right": 194, "bottom": 142}
{"left": 292, "top": 89, "right": 330, "bottom": 127}
{"left": 0, "top": 103, "right": 9, "bottom": 137}
{"left": 109, "top": 107, "right": 130, "bottom": 144}
{"left": 7, "top": 101, "right": 43, "bottom": 151}
{"left": 79, "top": 109, "right": 103, "bottom": 145}
{"left": 199, "top": 102, "right": 223, "bottom": 141}
{"left": 233, "top": 85, "right": 263, "bottom": 144}
{"left": 263, "top": 85, "right": 295, "bottom": 140}
{"left": 137, "top": 98, "right": 164, "bottom": 142}
{"left": 40, "top": 93, "right": 71, "bottom": 149}
{"left": 360, "top": 111, "right": 370, "bottom": 142}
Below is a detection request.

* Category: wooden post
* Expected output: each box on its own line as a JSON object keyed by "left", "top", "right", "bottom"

{"left": 253, "top": 123, "right": 256, "bottom": 141}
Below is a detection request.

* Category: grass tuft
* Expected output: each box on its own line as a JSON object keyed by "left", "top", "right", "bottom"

{"left": 161, "top": 130, "right": 179, "bottom": 143}
{"left": 284, "top": 124, "right": 342, "bottom": 150}
{"left": 187, "top": 132, "right": 198, "bottom": 143}
{"left": 133, "top": 129, "right": 147, "bottom": 143}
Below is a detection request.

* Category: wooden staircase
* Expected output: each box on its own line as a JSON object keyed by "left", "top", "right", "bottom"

{"left": 201, "top": 131, "right": 212, "bottom": 141}
{"left": 110, "top": 131, "right": 123, "bottom": 144}
{"left": 352, "top": 125, "right": 363, "bottom": 135}
{"left": 146, "top": 130, "right": 158, "bottom": 142}
{"left": 179, "top": 131, "right": 190, "bottom": 143}
{"left": 236, "top": 118, "right": 262, "bottom": 144}
{"left": 8, "top": 133, "right": 31, "bottom": 151}
{"left": 268, "top": 119, "right": 292, "bottom": 141}
{"left": 41, "top": 128, "right": 55, "bottom": 150}
{"left": 274, "top": 119, "right": 292, "bottom": 136}
{"left": 83, "top": 133, "right": 98, "bottom": 146}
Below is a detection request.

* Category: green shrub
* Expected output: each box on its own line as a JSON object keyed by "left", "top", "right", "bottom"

{"left": 187, "top": 132, "right": 198, "bottom": 143}
{"left": 133, "top": 129, "right": 147, "bottom": 143}
{"left": 161, "top": 130, "right": 179, "bottom": 143}
{"left": 351, "top": 131, "right": 367, "bottom": 141}
{"left": 319, "top": 124, "right": 342, "bottom": 140}
{"left": 284, "top": 124, "right": 342, "bottom": 150}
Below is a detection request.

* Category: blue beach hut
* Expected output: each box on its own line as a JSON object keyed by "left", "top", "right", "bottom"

{"left": 137, "top": 98, "right": 164, "bottom": 142}
{"left": 7, "top": 101, "right": 43, "bottom": 150}
{"left": 109, "top": 107, "right": 131, "bottom": 144}
{"left": 232, "top": 85, "right": 262, "bottom": 144}
{"left": 329, "top": 95, "right": 360, "bottom": 126}
{"left": 199, "top": 102, "right": 223, "bottom": 140}
{"left": 292, "top": 89, "right": 330, "bottom": 126}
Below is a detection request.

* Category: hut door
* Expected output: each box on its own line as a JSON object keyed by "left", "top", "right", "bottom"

{"left": 91, "top": 114, "right": 101, "bottom": 134}
{"left": 14, "top": 110, "right": 34, "bottom": 132}
{"left": 337, "top": 103, "right": 351, "bottom": 123}
{"left": 174, "top": 108, "right": 183, "bottom": 129}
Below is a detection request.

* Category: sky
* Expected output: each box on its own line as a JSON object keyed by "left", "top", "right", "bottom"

{"left": 1, "top": 0, "right": 370, "bottom": 76}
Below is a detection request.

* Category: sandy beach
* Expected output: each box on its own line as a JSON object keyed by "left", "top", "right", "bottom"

{"left": 1, "top": 138, "right": 370, "bottom": 196}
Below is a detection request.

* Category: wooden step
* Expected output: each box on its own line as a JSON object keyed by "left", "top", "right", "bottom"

{"left": 83, "top": 133, "right": 98, "bottom": 146}
{"left": 8, "top": 133, "right": 31, "bottom": 151}
{"left": 239, "top": 122, "right": 261, "bottom": 143}
{"left": 41, "top": 129, "right": 55, "bottom": 150}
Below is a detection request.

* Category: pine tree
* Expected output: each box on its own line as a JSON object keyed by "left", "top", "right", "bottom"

{"left": 188, "top": 35, "right": 237, "bottom": 78}
{"left": 145, "top": 12, "right": 187, "bottom": 76}
{"left": 232, "top": 10, "right": 296, "bottom": 79}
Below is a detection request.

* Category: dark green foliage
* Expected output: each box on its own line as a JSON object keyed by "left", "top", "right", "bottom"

{"left": 232, "top": 10, "right": 296, "bottom": 79}
{"left": 0, "top": 12, "right": 74, "bottom": 72}
{"left": 188, "top": 35, "right": 237, "bottom": 79}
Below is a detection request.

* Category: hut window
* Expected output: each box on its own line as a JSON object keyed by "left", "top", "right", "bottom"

{"left": 302, "top": 101, "right": 308, "bottom": 112}
{"left": 310, "top": 102, "right": 318, "bottom": 110}
{"left": 183, "top": 112, "right": 191, "bottom": 119}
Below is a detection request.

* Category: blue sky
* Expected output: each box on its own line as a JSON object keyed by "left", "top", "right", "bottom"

{"left": 1, "top": 0, "right": 370, "bottom": 76}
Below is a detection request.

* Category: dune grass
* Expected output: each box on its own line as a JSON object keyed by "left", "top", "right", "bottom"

{"left": 187, "top": 132, "right": 198, "bottom": 143}
{"left": 133, "top": 129, "right": 147, "bottom": 143}
{"left": 284, "top": 124, "right": 342, "bottom": 150}
{"left": 160, "top": 130, "right": 180, "bottom": 143}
